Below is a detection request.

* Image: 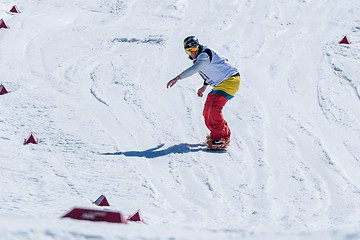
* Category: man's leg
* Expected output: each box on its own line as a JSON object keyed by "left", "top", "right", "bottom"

{"left": 203, "top": 93, "right": 213, "bottom": 131}
{"left": 208, "top": 94, "right": 230, "bottom": 140}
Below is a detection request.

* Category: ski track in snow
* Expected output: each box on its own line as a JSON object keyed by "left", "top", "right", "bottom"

{"left": 1, "top": 0, "right": 360, "bottom": 239}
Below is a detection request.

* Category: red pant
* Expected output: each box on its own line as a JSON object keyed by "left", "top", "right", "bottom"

{"left": 203, "top": 93, "right": 230, "bottom": 140}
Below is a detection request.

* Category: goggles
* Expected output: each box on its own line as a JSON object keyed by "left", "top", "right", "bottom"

{"left": 185, "top": 46, "right": 198, "bottom": 55}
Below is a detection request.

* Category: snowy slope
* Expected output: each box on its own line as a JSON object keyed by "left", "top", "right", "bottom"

{"left": 1, "top": 0, "right": 360, "bottom": 239}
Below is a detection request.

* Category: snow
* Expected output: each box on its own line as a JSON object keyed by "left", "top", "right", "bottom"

{"left": 1, "top": 0, "right": 360, "bottom": 239}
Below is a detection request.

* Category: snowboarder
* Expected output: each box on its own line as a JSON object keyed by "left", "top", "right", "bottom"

{"left": 167, "top": 36, "right": 240, "bottom": 149}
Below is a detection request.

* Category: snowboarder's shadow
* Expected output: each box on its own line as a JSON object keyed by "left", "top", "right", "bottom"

{"left": 101, "top": 143, "right": 210, "bottom": 158}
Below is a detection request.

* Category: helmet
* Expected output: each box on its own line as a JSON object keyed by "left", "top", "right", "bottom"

{"left": 183, "top": 36, "right": 199, "bottom": 50}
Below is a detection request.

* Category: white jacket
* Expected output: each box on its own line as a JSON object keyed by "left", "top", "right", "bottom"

{"left": 179, "top": 45, "right": 238, "bottom": 87}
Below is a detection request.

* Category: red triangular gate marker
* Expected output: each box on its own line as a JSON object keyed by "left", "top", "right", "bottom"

{"left": 0, "top": 19, "right": 9, "bottom": 29}
{"left": 0, "top": 84, "right": 8, "bottom": 95}
{"left": 339, "top": 36, "right": 351, "bottom": 44}
{"left": 93, "top": 195, "right": 110, "bottom": 206}
{"left": 10, "top": 5, "right": 21, "bottom": 13}
{"left": 24, "top": 133, "right": 39, "bottom": 144}
{"left": 127, "top": 209, "right": 144, "bottom": 222}
{"left": 62, "top": 208, "right": 127, "bottom": 224}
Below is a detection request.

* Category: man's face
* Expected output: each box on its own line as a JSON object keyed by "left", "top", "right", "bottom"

{"left": 185, "top": 45, "right": 199, "bottom": 59}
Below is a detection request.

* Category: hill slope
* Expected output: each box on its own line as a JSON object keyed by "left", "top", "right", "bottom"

{"left": 1, "top": 0, "right": 360, "bottom": 239}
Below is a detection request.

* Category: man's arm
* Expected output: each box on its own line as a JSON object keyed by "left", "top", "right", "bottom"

{"left": 167, "top": 52, "right": 210, "bottom": 88}
{"left": 178, "top": 52, "right": 210, "bottom": 79}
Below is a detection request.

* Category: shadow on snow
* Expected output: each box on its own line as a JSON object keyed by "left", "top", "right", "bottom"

{"left": 101, "top": 143, "right": 224, "bottom": 158}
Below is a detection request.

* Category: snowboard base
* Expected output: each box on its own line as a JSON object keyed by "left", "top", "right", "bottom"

{"left": 206, "top": 147, "right": 228, "bottom": 152}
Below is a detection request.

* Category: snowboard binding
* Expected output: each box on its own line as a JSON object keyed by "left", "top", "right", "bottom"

{"left": 206, "top": 134, "right": 230, "bottom": 150}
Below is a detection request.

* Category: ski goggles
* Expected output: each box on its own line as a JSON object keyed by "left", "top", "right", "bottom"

{"left": 185, "top": 46, "right": 198, "bottom": 55}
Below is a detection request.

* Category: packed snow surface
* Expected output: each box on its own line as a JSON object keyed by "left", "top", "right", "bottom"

{"left": 1, "top": 0, "right": 360, "bottom": 239}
